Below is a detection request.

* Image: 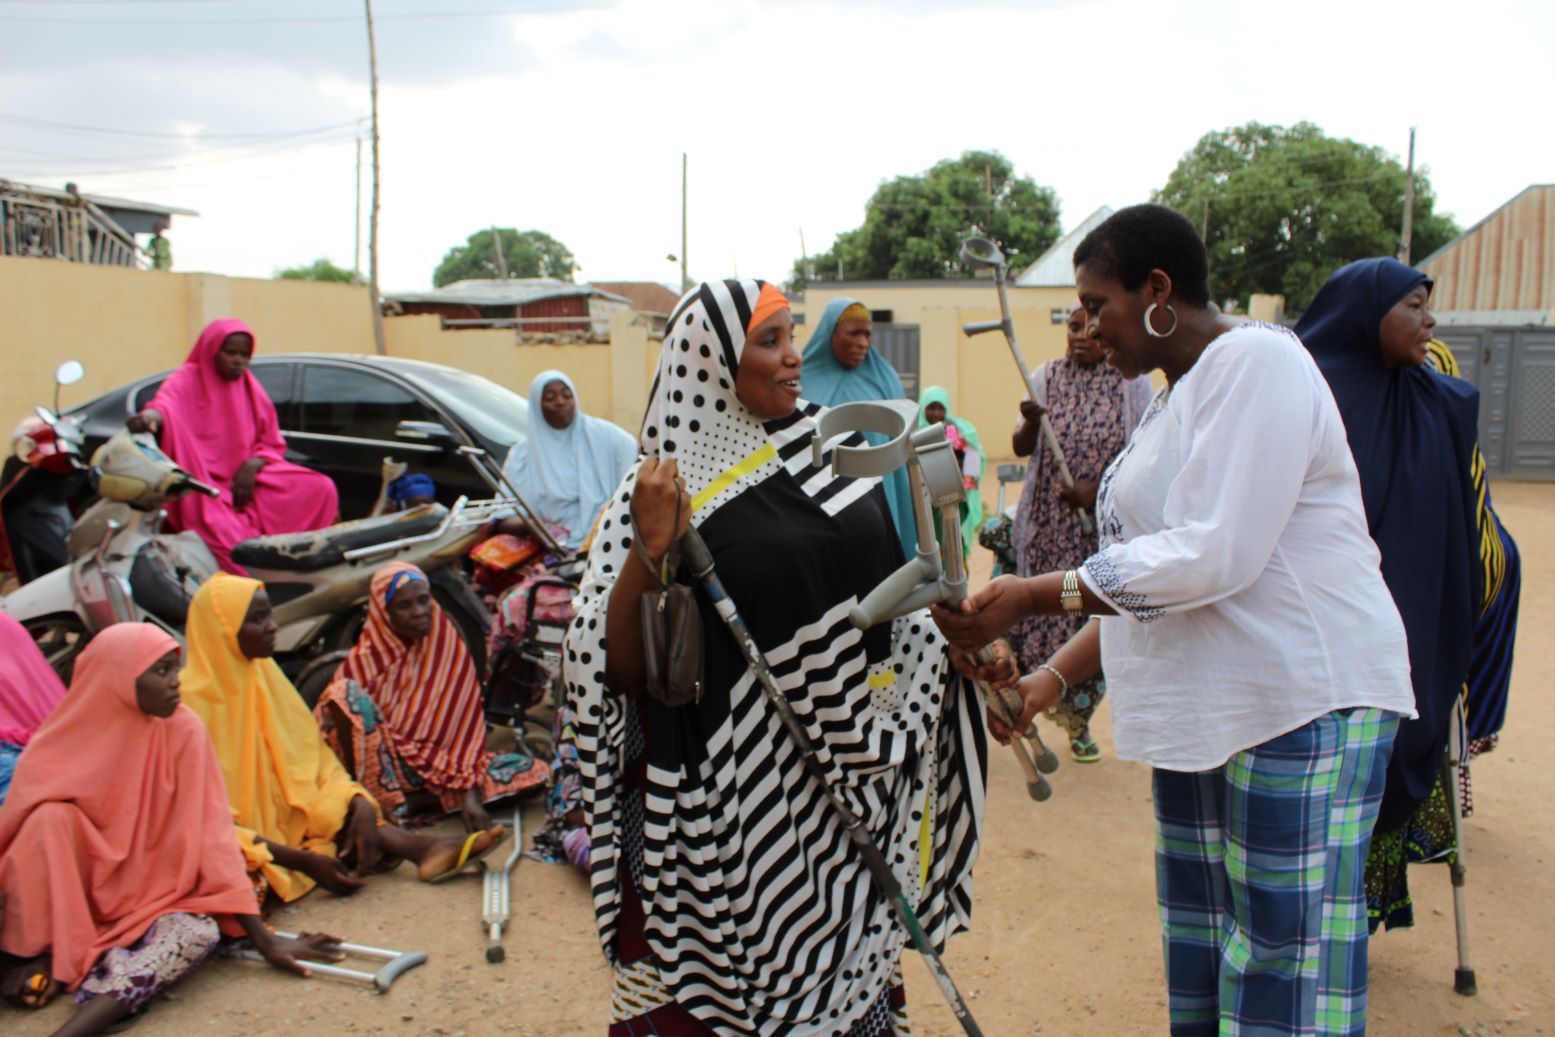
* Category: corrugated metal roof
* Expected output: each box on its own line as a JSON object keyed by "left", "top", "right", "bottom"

{"left": 384, "top": 278, "right": 630, "bottom": 308}
{"left": 1433, "top": 309, "right": 1550, "bottom": 327}
{"left": 1418, "top": 184, "right": 1555, "bottom": 311}
{"left": 1015, "top": 206, "right": 1113, "bottom": 286}
{"left": 0, "top": 178, "right": 198, "bottom": 217}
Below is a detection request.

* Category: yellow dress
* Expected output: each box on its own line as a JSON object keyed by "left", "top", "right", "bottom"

{"left": 180, "top": 573, "right": 374, "bottom": 902}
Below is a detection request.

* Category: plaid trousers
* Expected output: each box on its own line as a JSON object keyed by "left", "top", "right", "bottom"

{"left": 1153, "top": 708, "right": 1399, "bottom": 1037}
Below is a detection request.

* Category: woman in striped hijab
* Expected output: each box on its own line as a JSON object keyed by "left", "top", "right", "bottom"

{"left": 315, "top": 561, "right": 548, "bottom": 832}
{"left": 566, "top": 279, "right": 998, "bottom": 1036}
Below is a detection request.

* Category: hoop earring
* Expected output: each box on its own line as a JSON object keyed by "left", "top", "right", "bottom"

{"left": 1143, "top": 302, "right": 1178, "bottom": 339}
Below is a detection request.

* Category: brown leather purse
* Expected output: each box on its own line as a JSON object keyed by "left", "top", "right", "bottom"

{"left": 635, "top": 496, "right": 703, "bottom": 707}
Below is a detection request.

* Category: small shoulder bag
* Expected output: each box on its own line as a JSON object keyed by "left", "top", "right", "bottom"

{"left": 634, "top": 493, "right": 703, "bottom": 707}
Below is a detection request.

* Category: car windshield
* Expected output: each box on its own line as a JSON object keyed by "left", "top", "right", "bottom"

{"left": 404, "top": 365, "right": 529, "bottom": 447}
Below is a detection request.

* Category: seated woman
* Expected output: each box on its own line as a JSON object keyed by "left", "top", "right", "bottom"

{"left": 569, "top": 279, "right": 1007, "bottom": 1035}
{"left": 0, "top": 615, "right": 67, "bottom": 807}
{"left": 501, "top": 370, "right": 637, "bottom": 552}
{"left": 917, "top": 386, "right": 985, "bottom": 556}
{"left": 798, "top": 297, "right": 918, "bottom": 558}
{"left": 315, "top": 561, "right": 548, "bottom": 832}
{"left": 128, "top": 319, "right": 338, "bottom": 574}
{"left": 0, "top": 623, "right": 343, "bottom": 1036}
{"left": 179, "top": 573, "right": 508, "bottom": 902}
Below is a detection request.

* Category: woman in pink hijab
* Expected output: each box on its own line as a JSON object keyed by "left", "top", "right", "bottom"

{"left": 129, "top": 319, "right": 338, "bottom": 573}
{"left": 0, "top": 614, "right": 67, "bottom": 808}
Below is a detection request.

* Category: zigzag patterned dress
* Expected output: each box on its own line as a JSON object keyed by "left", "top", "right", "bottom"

{"left": 566, "top": 280, "right": 988, "bottom": 1036}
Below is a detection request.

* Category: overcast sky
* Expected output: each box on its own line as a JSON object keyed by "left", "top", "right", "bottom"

{"left": 2, "top": 0, "right": 1549, "bottom": 293}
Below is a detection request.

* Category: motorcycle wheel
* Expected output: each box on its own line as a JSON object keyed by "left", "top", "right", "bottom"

{"left": 293, "top": 649, "right": 351, "bottom": 710}
{"left": 24, "top": 612, "right": 88, "bottom": 683}
{"left": 429, "top": 567, "right": 490, "bottom": 679}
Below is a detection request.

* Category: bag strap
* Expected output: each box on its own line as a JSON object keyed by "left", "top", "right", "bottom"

{"left": 629, "top": 488, "right": 682, "bottom": 587}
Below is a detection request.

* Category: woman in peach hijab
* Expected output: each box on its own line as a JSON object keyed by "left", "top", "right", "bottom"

{"left": 179, "top": 573, "right": 508, "bottom": 903}
{"left": 0, "top": 623, "right": 342, "bottom": 1036}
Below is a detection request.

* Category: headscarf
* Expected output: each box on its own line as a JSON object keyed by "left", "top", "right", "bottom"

{"left": 179, "top": 573, "right": 371, "bottom": 901}
{"left": 387, "top": 473, "right": 436, "bottom": 505}
{"left": 569, "top": 279, "right": 986, "bottom": 1034}
{"left": 327, "top": 562, "right": 489, "bottom": 789}
{"left": 916, "top": 385, "right": 985, "bottom": 552}
{"left": 1295, "top": 258, "right": 1481, "bottom": 831}
{"left": 799, "top": 296, "right": 918, "bottom": 557}
{"left": 0, "top": 624, "right": 257, "bottom": 988}
{"left": 500, "top": 370, "right": 637, "bottom": 551}
{"left": 0, "top": 613, "right": 67, "bottom": 747}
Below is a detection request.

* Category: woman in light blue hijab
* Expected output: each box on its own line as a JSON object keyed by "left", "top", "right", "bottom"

{"left": 501, "top": 370, "right": 637, "bottom": 551}
{"left": 799, "top": 297, "right": 917, "bottom": 558}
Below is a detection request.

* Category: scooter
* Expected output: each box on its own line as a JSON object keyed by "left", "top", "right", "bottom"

{"left": 0, "top": 361, "right": 90, "bottom": 590}
{"left": 0, "top": 424, "right": 507, "bottom": 683}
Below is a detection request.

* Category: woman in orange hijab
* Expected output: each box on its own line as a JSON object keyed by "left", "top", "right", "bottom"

{"left": 0, "top": 624, "right": 343, "bottom": 1035}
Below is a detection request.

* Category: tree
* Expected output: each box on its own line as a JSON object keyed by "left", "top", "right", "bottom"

{"left": 1155, "top": 122, "right": 1459, "bottom": 312}
{"left": 276, "top": 258, "right": 359, "bottom": 284}
{"left": 793, "top": 151, "right": 1061, "bottom": 288}
{"left": 432, "top": 228, "right": 576, "bottom": 287}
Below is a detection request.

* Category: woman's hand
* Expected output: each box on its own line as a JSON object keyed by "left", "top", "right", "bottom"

{"left": 946, "top": 639, "right": 1018, "bottom": 690}
{"left": 300, "top": 850, "right": 367, "bottom": 896}
{"left": 629, "top": 458, "right": 691, "bottom": 569}
{"left": 460, "top": 788, "right": 492, "bottom": 834}
{"left": 1018, "top": 399, "right": 1046, "bottom": 424}
{"left": 126, "top": 408, "right": 162, "bottom": 434}
{"left": 930, "top": 575, "right": 1031, "bottom": 652}
{"left": 342, "top": 795, "right": 381, "bottom": 878}
{"left": 232, "top": 457, "right": 267, "bottom": 510}
{"left": 987, "top": 667, "right": 1064, "bottom": 746}
{"left": 1058, "top": 478, "right": 1099, "bottom": 510}
{"left": 256, "top": 930, "right": 347, "bottom": 977}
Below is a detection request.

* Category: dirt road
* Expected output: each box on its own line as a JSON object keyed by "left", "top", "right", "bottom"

{"left": 10, "top": 482, "right": 1551, "bottom": 1036}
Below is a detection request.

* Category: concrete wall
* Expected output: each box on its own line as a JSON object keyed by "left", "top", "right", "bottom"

{"left": 0, "top": 256, "right": 659, "bottom": 438}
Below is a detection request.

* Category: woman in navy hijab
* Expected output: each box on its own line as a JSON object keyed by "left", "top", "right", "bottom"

{"left": 1296, "top": 258, "right": 1482, "bottom": 926}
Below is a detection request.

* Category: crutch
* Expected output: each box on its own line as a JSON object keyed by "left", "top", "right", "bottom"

{"left": 959, "top": 235, "right": 1094, "bottom": 534}
{"left": 681, "top": 526, "right": 988, "bottom": 1037}
{"left": 481, "top": 807, "right": 524, "bottom": 963}
{"left": 811, "top": 401, "right": 1057, "bottom": 802}
{"left": 1446, "top": 700, "right": 1476, "bottom": 996}
{"left": 225, "top": 932, "right": 428, "bottom": 994}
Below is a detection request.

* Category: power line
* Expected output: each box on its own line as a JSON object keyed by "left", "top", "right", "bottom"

{"left": 2, "top": 131, "right": 358, "bottom": 179}
{"left": 0, "top": 113, "right": 364, "bottom": 141}
{"left": 0, "top": 3, "right": 613, "bottom": 24}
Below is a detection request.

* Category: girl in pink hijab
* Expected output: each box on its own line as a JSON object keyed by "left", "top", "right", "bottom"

{"left": 129, "top": 319, "right": 338, "bottom": 573}
{"left": 0, "top": 614, "right": 67, "bottom": 808}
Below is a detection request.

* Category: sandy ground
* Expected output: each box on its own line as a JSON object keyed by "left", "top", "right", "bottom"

{"left": 8, "top": 481, "right": 1552, "bottom": 1037}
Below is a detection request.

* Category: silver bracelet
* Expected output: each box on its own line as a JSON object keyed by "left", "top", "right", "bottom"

{"left": 1036, "top": 663, "right": 1070, "bottom": 698}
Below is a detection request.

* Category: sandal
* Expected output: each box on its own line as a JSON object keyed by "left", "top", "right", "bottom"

{"left": 1, "top": 959, "right": 57, "bottom": 1010}
{"left": 420, "top": 825, "right": 510, "bottom": 884}
{"left": 1070, "top": 731, "right": 1102, "bottom": 763}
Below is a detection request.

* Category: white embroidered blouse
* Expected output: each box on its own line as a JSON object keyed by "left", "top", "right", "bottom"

{"left": 1079, "top": 322, "right": 1416, "bottom": 772}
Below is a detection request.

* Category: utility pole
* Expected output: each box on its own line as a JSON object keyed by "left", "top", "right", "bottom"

{"left": 1201, "top": 196, "right": 1210, "bottom": 241}
{"left": 1397, "top": 126, "right": 1417, "bottom": 264}
{"left": 680, "top": 152, "right": 689, "bottom": 291}
{"left": 353, "top": 133, "right": 362, "bottom": 283}
{"left": 491, "top": 225, "right": 509, "bottom": 279}
{"left": 364, "top": 0, "right": 386, "bottom": 355}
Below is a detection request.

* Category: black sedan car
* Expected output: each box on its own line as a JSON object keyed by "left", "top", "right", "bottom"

{"left": 66, "top": 354, "right": 530, "bottom": 518}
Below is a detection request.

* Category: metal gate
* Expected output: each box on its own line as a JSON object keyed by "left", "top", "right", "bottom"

{"left": 1434, "top": 326, "right": 1555, "bottom": 479}
{"left": 873, "top": 324, "right": 920, "bottom": 401}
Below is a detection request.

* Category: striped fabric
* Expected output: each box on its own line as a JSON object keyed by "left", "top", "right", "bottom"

{"left": 332, "top": 561, "right": 488, "bottom": 788}
{"left": 568, "top": 280, "right": 987, "bottom": 1035}
{"left": 1153, "top": 707, "right": 1398, "bottom": 1037}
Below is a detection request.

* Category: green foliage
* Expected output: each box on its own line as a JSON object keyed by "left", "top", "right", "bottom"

{"left": 433, "top": 228, "right": 575, "bottom": 288}
{"left": 276, "top": 258, "right": 359, "bottom": 284}
{"left": 793, "top": 151, "right": 1061, "bottom": 289}
{"left": 1155, "top": 122, "right": 1459, "bottom": 312}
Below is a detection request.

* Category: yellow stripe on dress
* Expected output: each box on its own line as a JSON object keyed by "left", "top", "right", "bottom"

{"left": 868, "top": 670, "right": 896, "bottom": 690}
{"left": 691, "top": 442, "right": 779, "bottom": 513}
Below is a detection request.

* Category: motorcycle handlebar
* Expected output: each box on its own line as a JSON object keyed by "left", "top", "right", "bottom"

{"left": 182, "top": 477, "right": 223, "bottom": 498}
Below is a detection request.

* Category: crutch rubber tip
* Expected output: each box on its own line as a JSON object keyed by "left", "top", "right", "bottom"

{"left": 1453, "top": 967, "right": 1477, "bottom": 997}
{"left": 487, "top": 946, "right": 506, "bottom": 964}
{"left": 1035, "top": 747, "right": 1059, "bottom": 774}
{"left": 1028, "top": 778, "right": 1052, "bottom": 802}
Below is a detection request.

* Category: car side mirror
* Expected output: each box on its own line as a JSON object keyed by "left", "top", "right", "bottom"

{"left": 395, "top": 420, "right": 459, "bottom": 448}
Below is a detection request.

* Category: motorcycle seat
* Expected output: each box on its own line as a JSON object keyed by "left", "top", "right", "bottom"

{"left": 230, "top": 504, "right": 449, "bottom": 573}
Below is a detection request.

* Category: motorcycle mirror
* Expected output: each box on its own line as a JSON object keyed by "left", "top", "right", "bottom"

{"left": 55, "top": 360, "right": 85, "bottom": 387}
{"left": 959, "top": 236, "right": 1005, "bottom": 272}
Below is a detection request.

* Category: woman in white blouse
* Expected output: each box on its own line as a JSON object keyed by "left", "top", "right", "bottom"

{"left": 936, "top": 205, "right": 1416, "bottom": 1037}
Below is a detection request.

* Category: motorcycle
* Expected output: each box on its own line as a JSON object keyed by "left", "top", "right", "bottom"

{"left": 0, "top": 360, "right": 90, "bottom": 590}
{"left": 1, "top": 423, "right": 510, "bottom": 686}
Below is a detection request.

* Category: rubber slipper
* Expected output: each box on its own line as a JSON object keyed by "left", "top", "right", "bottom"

{"left": 3, "top": 967, "right": 57, "bottom": 1010}
{"left": 1070, "top": 734, "right": 1102, "bottom": 763}
{"left": 422, "top": 825, "right": 509, "bottom": 884}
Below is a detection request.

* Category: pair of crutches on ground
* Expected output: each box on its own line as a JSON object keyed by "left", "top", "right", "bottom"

{"left": 225, "top": 809, "right": 525, "bottom": 990}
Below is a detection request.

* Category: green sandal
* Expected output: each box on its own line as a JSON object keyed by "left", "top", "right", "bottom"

{"left": 1070, "top": 731, "right": 1102, "bottom": 763}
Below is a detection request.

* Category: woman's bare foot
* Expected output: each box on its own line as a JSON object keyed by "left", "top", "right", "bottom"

{"left": 415, "top": 825, "right": 509, "bottom": 882}
{"left": 460, "top": 788, "right": 492, "bottom": 834}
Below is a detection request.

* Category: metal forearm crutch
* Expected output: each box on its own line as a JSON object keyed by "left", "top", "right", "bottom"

{"left": 481, "top": 806, "right": 524, "bottom": 963}
{"left": 680, "top": 526, "right": 987, "bottom": 1037}
{"left": 811, "top": 401, "right": 1058, "bottom": 802}
{"left": 226, "top": 933, "right": 428, "bottom": 994}
{"left": 959, "top": 235, "right": 1094, "bottom": 535}
{"left": 1446, "top": 699, "right": 1476, "bottom": 996}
